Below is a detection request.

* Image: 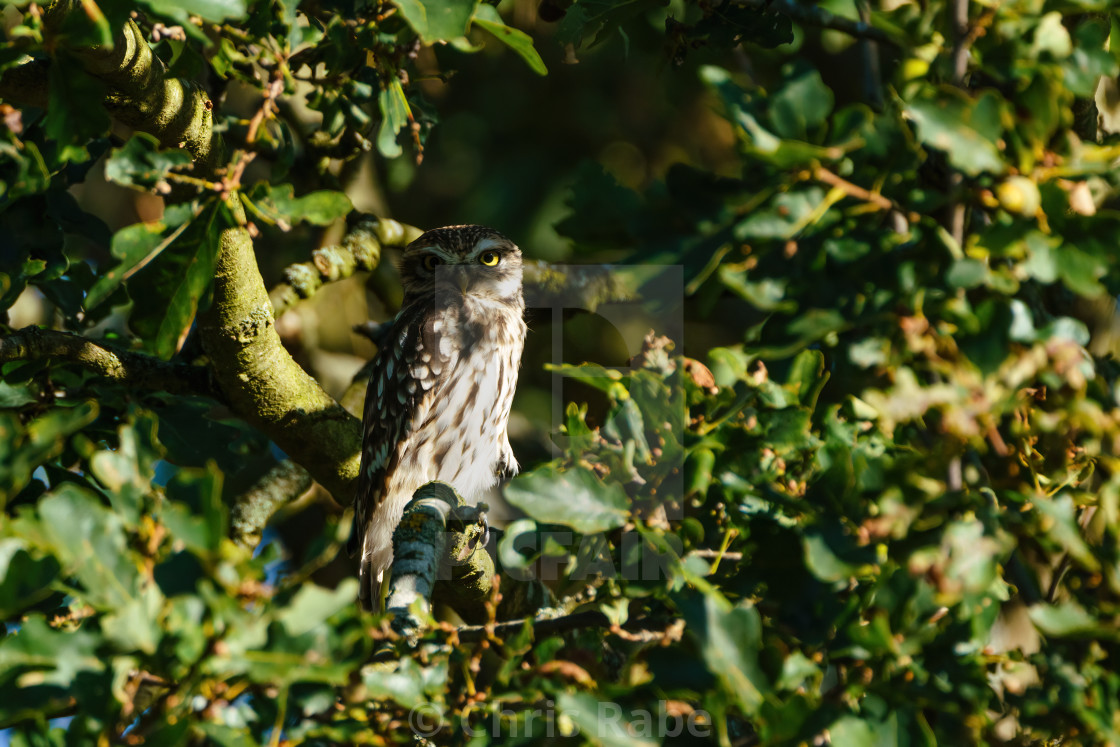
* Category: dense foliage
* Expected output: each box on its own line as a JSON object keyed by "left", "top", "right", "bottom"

{"left": 3, "top": 0, "right": 1120, "bottom": 743}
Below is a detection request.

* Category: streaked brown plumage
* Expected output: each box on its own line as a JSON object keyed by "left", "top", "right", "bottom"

{"left": 348, "top": 225, "right": 526, "bottom": 608}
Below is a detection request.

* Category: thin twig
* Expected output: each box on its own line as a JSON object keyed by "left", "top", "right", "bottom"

{"left": 946, "top": 0, "right": 970, "bottom": 246}
{"left": 812, "top": 166, "right": 919, "bottom": 223}
{"left": 455, "top": 611, "right": 676, "bottom": 643}
{"left": 733, "top": 0, "right": 900, "bottom": 48}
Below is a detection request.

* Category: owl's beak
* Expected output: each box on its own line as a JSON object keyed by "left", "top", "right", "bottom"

{"left": 435, "top": 266, "right": 472, "bottom": 297}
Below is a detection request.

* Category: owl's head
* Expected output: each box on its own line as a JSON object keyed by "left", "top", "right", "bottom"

{"left": 399, "top": 225, "right": 523, "bottom": 306}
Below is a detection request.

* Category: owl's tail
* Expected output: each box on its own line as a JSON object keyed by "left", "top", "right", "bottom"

{"left": 357, "top": 522, "right": 393, "bottom": 610}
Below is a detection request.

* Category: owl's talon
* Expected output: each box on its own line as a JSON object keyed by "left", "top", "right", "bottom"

{"left": 478, "top": 511, "right": 490, "bottom": 549}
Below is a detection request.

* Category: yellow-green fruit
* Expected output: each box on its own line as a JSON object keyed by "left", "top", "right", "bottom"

{"left": 996, "top": 176, "right": 1041, "bottom": 217}
{"left": 901, "top": 58, "right": 929, "bottom": 82}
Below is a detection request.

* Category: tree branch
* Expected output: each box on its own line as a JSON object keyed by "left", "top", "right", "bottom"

{"left": 454, "top": 611, "right": 678, "bottom": 644}
{"left": 945, "top": 0, "right": 970, "bottom": 247}
{"left": 45, "top": 1, "right": 223, "bottom": 174}
{"left": 1, "top": 4, "right": 362, "bottom": 514}
{"left": 734, "top": 0, "right": 900, "bottom": 48}
{"left": 229, "top": 459, "right": 314, "bottom": 548}
{"left": 1, "top": 3, "right": 222, "bottom": 174}
{"left": 0, "top": 326, "right": 219, "bottom": 398}
{"left": 386, "top": 482, "right": 552, "bottom": 640}
{"left": 197, "top": 202, "right": 363, "bottom": 503}
{"left": 268, "top": 216, "right": 424, "bottom": 319}
{"left": 386, "top": 482, "right": 496, "bottom": 639}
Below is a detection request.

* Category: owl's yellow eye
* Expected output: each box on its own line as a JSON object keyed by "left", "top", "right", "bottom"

{"left": 479, "top": 250, "right": 501, "bottom": 267}
{"left": 422, "top": 255, "right": 443, "bottom": 272}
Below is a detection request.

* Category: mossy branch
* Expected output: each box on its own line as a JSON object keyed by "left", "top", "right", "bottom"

{"left": 0, "top": 2, "right": 365, "bottom": 509}
{"left": 229, "top": 459, "right": 314, "bottom": 548}
{"left": 0, "top": 326, "right": 219, "bottom": 398}
{"left": 48, "top": 0, "right": 223, "bottom": 173}
{"left": 198, "top": 206, "right": 363, "bottom": 502}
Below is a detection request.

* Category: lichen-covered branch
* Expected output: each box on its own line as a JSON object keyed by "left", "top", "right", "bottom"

{"left": 0, "top": 326, "right": 219, "bottom": 398}
{"left": 268, "top": 217, "right": 424, "bottom": 319}
{"left": 386, "top": 482, "right": 465, "bottom": 641}
{"left": 229, "top": 459, "right": 314, "bottom": 547}
{"left": 198, "top": 207, "right": 363, "bottom": 502}
{"left": 387, "top": 482, "right": 553, "bottom": 641}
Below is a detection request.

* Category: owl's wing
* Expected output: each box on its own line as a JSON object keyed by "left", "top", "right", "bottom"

{"left": 347, "top": 305, "right": 454, "bottom": 559}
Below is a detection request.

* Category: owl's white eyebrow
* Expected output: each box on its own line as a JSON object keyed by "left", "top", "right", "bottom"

{"left": 414, "top": 247, "right": 456, "bottom": 261}
{"left": 469, "top": 238, "right": 509, "bottom": 257}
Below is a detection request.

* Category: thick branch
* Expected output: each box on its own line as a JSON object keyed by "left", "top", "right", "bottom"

{"left": 734, "top": 0, "right": 900, "bottom": 47}
{"left": 387, "top": 482, "right": 551, "bottom": 640}
{"left": 268, "top": 217, "right": 424, "bottom": 319}
{"left": 0, "top": 326, "right": 219, "bottom": 398}
{"left": 1, "top": 6, "right": 359, "bottom": 514}
{"left": 386, "top": 482, "right": 495, "bottom": 640}
{"left": 198, "top": 204, "right": 363, "bottom": 502}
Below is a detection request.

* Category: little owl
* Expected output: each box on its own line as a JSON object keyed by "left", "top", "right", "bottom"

{"left": 348, "top": 225, "right": 526, "bottom": 608}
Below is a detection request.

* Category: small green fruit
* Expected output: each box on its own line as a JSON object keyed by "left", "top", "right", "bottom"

{"left": 996, "top": 176, "right": 1041, "bottom": 217}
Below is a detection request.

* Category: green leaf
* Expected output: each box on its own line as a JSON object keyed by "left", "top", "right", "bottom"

{"left": 38, "top": 483, "right": 142, "bottom": 609}
{"left": 735, "top": 189, "right": 825, "bottom": 240}
{"left": 787, "top": 349, "right": 828, "bottom": 409}
{"left": 946, "top": 257, "right": 989, "bottom": 289}
{"left": 0, "top": 380, "right": 36, "bottom": 408}
{"left": 129, "top": 202, "right": 225, "bottom": 359}
{"left": 163, "top": 463, "right": 226, "bottom": 553}
{"left": 362, "top": 657, "right": 448, "bottom": 709}
{"left": 505, "top": 466, "right": 629, "bottom": 534}
{"left": 718, "top": 268, "right": 796, "bottom": 312}
{"left": 804, "top": 528, "right": 874, "bottom": 583}
{"left": 0, "top": 403, "right": 100, "bottom": 507}
{"left": 247, "top": 183, "right": 354, "bottom": 227}
{"left": 557, "top": 691, "right": 660, "bottom": 747}
{"left": 377, "top": 78, "right": 410, "bottom": 159}
{"left": 104, "top": 133, "right": 193, "bottom": 192}
{"left": 136, "top": 0, "right": 248, "bottom": 24}
{"left": 905, "top": 88, "right": 1006, "bottom": 176}
{"left": 769, "top": 66, "right": 834, "bottom": 139}
{"left": 102, "top": 584, "right": 164, "bottom": 654}
{"left": 1034, "top": 494, "right": 1100, "bottom": 572}
{"left": 276, "top": 580, "right": 358, "bottom": 637}
{"left": 1029, "top": 600, "right": 1107, "bottom": 637}
{"left": 84, "top": 204, "right": 197, "bottom": 313}
{"left": 394, "top": 0, "right": 477, "bottom": 44}
{"left": 0, "top": 616, "right": 104, "bottom": 687}
{"left": 46, "top": 51, "right": 110, "bottom": 164}
{"left": 1031, "top": 12, "right": 1071, "bottom": 59}
{"left": 0, "top": 540, "right": 60, "bottom": 618}
{"left": 473, "top": 5, "right": 548, "bottom": 76}
{"left": 787, "top": 308, "right": 847, "bottom": 342}
{"left": 692, "top": 595, "right": 770, "bottom": 714}
{"left": 1055, "top": 244, "right": 1106, "bottom": 297}
{"left": 89, "top": 414, "right": 161, "bottom": 526}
